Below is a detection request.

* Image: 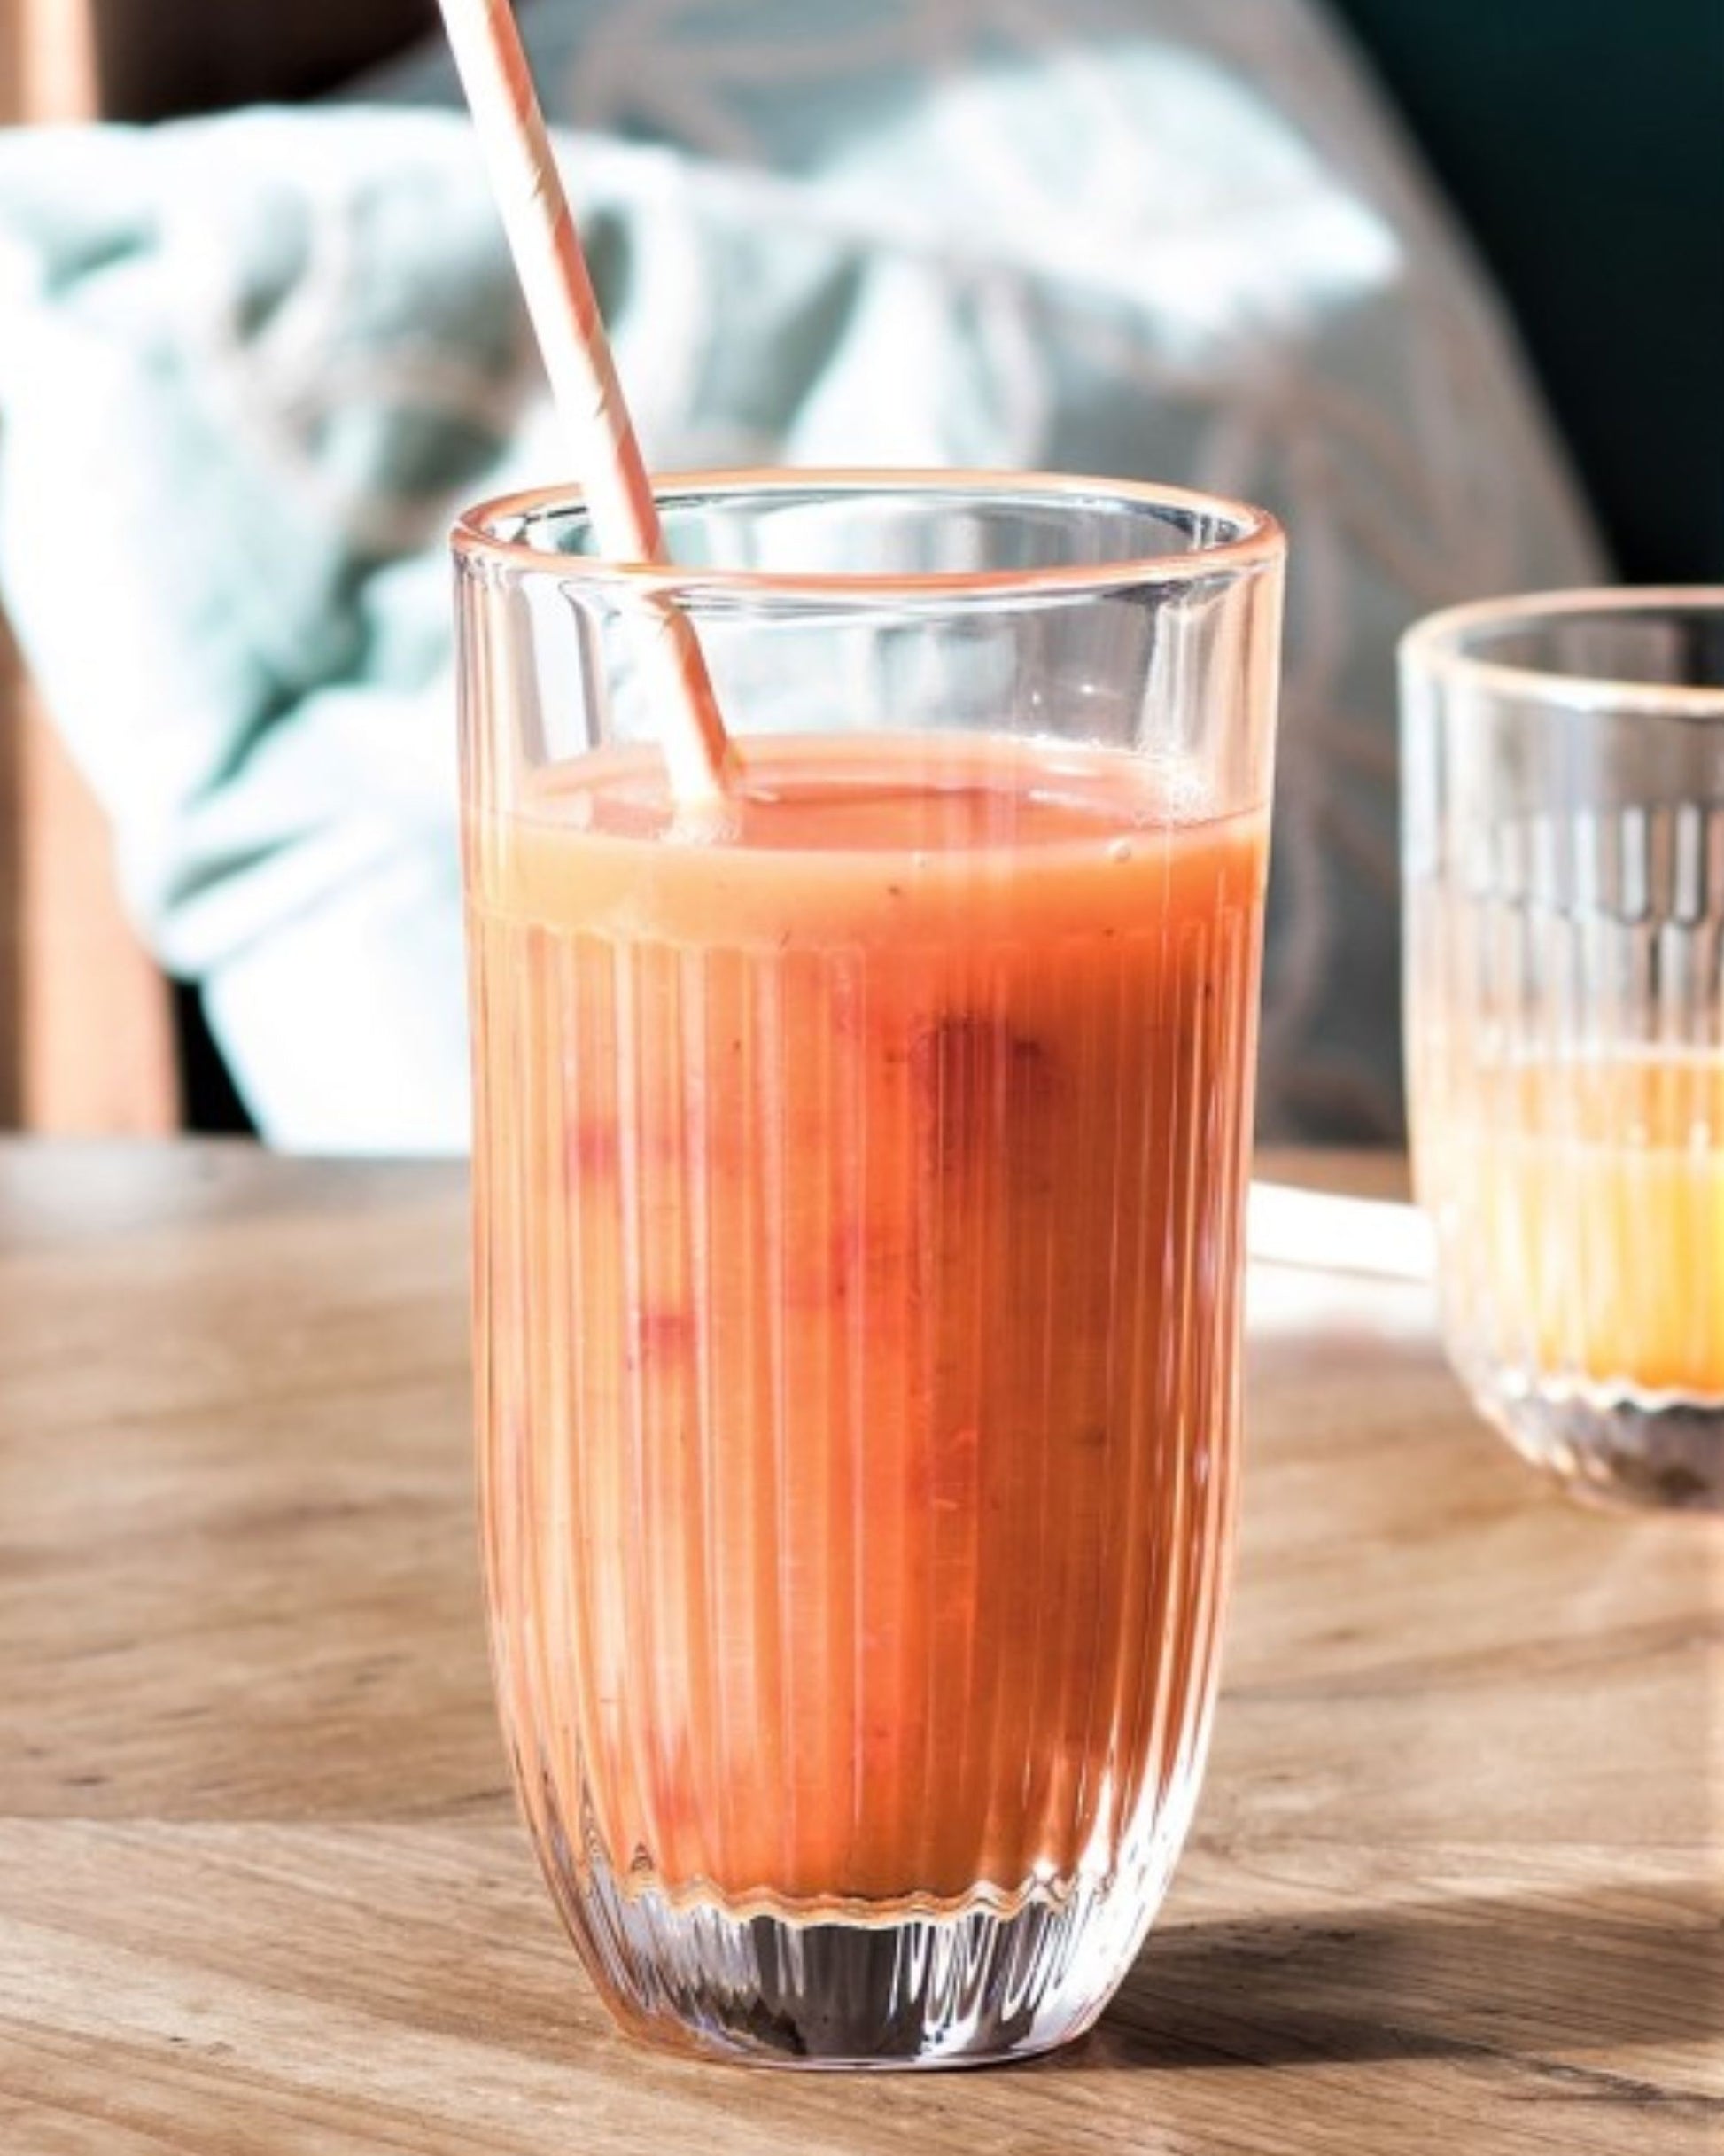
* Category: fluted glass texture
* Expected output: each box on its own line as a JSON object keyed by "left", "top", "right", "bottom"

{"left": 1403, "top": 591, "right": 1724, "bottom": 1511}
{"left": 457, "top": 477, "right": 1283, "bottom": 2066}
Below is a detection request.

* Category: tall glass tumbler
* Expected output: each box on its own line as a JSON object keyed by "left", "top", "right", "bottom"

{"left": 1403, "top": 589, "right": 1724, "bottom": 1512}
{"left": 455, "top": 473, "right": 1284, "bottom": 2066}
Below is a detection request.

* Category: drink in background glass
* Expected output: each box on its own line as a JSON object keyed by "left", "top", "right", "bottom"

{"left": 1402, "top": 589, "right": 1724, "bottom": 1511}
{"left": 455, "top": 473, "right": 1284, "bottom": 2066}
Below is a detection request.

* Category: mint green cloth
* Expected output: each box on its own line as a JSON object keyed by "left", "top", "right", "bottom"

{"left": 0, "top": 2, "right": 1602, "bottom": 1148}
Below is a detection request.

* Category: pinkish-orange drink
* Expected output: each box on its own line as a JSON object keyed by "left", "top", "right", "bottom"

{"left": 469, "top": 731, "right": 1267, "bottom": 1914}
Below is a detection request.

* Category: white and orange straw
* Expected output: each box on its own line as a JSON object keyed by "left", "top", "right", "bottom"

{"left": 438, "top": 0, "right": 736, "bottom": 813}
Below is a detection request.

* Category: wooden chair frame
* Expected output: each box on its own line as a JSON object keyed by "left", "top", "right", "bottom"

{"left": 0, "top": 0, "right": 433, "bottom": 1131}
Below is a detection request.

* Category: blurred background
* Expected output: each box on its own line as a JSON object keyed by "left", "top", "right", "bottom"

{"left": 1, "top": 0, "right": 1720, "bottom": 1143}
{"left": 0, "top": 0, "right": 442, "bottom": 1141}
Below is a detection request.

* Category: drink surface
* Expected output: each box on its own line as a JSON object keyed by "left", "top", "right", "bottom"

{"left": 470, "top": 734, "right": 1269, "bottom": 1915}
{"left": 1417, "top": 1047, "right": 1724, "bottom": 1400}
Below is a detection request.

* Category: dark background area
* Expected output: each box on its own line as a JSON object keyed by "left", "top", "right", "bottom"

{"left": 85, "top": 0, "right": 439, "bottom": 118}
{"left": 1332, "top": 0, "right": 1724, "bottom": 584}
{"left": 177, "top": 985, "right": 253, "bottom": 1134}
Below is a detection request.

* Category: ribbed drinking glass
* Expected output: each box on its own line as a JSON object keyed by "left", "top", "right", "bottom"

{"left": 1403, "top": 589, "right": 1724, "bottom": 1511}
{"left": 456, "top": 471, "right": 1284, "bottom": 2064}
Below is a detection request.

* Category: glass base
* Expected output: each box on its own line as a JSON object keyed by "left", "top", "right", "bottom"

{"left": 563, "top": 1843, "right": 1167, "bottom": 2069}
{"left": 1480, "top": 1383, "right": 1724, "bottom": 1513}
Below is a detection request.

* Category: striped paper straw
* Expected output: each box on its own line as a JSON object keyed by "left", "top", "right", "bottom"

{"left": 438, "top": 0, "right": 736, "bottom": 812}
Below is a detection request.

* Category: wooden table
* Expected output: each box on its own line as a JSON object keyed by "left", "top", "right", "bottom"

{"left": 0, "top": 1144, "right": 1718, "bottom": 2152}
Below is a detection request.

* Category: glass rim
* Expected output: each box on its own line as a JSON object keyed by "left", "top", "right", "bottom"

{"left": 1401, "top": 586, "right": 1724, "bottom": 720}
{"left": 451, "top": 466, "right": 1284, "bottom": 603}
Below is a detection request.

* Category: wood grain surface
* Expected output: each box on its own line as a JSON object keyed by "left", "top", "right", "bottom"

{"left": 0, "top": 1143, "right": 1718, "bottom": 2153}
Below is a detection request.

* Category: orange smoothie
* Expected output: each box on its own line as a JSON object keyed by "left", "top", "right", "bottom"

{"left": 1417, "top": 1049, "right": 1724, "bottom": 1398}
{"left": 469, "top": 734, "right": 1268, "bottom": 1915}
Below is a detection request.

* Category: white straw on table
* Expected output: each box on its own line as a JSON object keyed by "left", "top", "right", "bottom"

{"left": 438, "top": 0, "right": 735, "bottom": 812}
{"left": 1246, "top": 1183, "right": 1436, "bottom": 1283}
